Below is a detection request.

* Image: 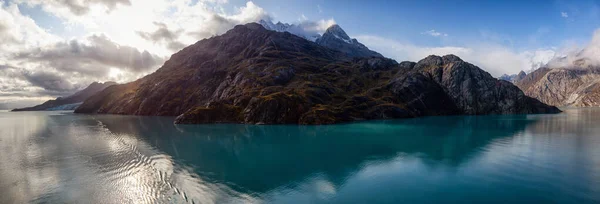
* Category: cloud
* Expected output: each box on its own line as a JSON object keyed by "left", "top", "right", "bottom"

{"left": 136, "top": 22, "right": 186, "bottom": 52}
{"left": 299, "top": 18, "right": 337, "bottom": 33}
{"left": 0, "top": 0, "right": 283, "bottom": 104}
{"left": 131, "top": 1, "right": 271, "bottom": 55}
{"left": 0, "top": 64, "right": 80, "bottom": 98}
{"left": 299, "top": 14, "right": 308, "bottom": 22}
{"left": 21, "top": 70, "right": 75, "bottom": 92}
{"left": 422, "top": 30, "right": 448, "bottom": 37}
{"left": 16, "top": 0, "right": 131, "bottom": 16}
{"left": 356, "top": 35, "right": 555, "bottom": 76}
{"left": 561, "top": 11, "right": 569, "bottom": 18}
{"left": 14, "top": 34, "right": 165, "bottom": 75}
{"left": 0, "top": 4, "right": 164, "bottom": 101}
{"left": 317, "top": 5, "right": 323, "bottom": 13}
{"left": 0, "top": 3, "right": 61, "bottom": 52}
{"left": 547, "top": 28, "right": 600, "bottom": 68}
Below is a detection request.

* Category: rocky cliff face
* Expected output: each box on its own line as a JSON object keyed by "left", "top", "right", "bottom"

{"left": 75, "top": 23, "right": 559, "bottom": 124}
{"left": 515, "top": 67, "right": 600, "bottom": 107}
{"left": 12, "top": 81, "right": 117, "bottom": 111}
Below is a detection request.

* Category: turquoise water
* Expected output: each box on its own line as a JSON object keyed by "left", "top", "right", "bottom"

{"left": 1, "top": 109, "right": 600, "bottom": 203}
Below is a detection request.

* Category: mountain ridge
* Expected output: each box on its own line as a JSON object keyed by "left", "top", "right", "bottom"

{"left": 258, "top": 19, "right": 383, "bottom": 58}
{"left": 515, "top": 66, "right": 600, "bottom": 107}
{"left": 12, "top": 81, "right": 117, "bottom": 111}
{"left": 75, "top": 23, "right": 559, "bottom": 124}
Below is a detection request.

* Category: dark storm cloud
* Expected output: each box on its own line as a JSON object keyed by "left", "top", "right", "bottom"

{"left": 21, "top": 71, "right": 75, "bottom": 92}
{"left": 137, "top": 22, "right": 187, "bottom": 51}
{"left": 0, "top": 66, "right": 78, "bottom": 98}
{"left": 15, "top": 34, "right": 165, "bottom": 76}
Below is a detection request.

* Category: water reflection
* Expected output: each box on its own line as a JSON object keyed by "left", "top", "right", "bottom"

{"left": 0, "top": 112, "right": 252, "bottom": 203}
{"left": 2, "top": 109, "right": 600, "bottom": 203}
{"left": 92, "top": 113, "right": 537, "bottom": 202}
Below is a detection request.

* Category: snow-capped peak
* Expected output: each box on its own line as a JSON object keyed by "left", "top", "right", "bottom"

{"left": 258, "top": 20, "right": 292, "bottom": 33}
{"left": 258, "top": 19, "right": 321, "bottom": 42}
{"left": 324, "top": 24, "right": 353, "bottom": 44}
{"left": 257, "top": 20, "right": 383, "bottom": 58}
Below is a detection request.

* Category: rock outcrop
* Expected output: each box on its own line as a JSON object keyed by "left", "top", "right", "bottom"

{"left": 75, "top": 23, "right": 559, "bottom": 124}
{"left": 12, "top": 81, "right": 117, "bottom": 111}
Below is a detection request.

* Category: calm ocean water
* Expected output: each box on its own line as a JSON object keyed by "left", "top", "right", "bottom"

{"left": 1, "top": 108, "right": 600, "bottom": 203}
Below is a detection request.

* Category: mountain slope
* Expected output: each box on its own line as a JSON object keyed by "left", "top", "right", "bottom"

{"left": 515, "top": 67, "right": 600, "bottom": 107}
{"left": 12, "top": 81, "right": 117, "bottom": 111}
{"left": 75, "top": 23, "right": 559, "bottom": 124}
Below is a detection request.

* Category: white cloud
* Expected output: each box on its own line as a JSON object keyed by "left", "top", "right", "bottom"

{"left": 0, "top": 3, "right": 61, "bottom": 53}
{"left": 547, "top": 28, "right": 600, "bottom": 68}
{"left": 561, "top": 12, "right": 569, "bottom": 18}
{"left": 356, "top": 35, "right": 555, "bottom": 77}
{"left": 422, "top": 30, "right": 448, "bottom": 37}
{"left": 0, "top": 1, "right": 164, "bottom": 105}
{"left": 0, "top": 0, "right": 341, "bottom": 107}
{"left": 299, "top": 14, "right": 308, "bottom": 21}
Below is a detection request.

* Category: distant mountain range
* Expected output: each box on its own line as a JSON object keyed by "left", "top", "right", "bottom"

{"left": 514, "top": 67, "right": 600, "bottom": 107}
{"left": 74, "top": 22, "right": 558, "bottom": 124}
{"left": 499, "top": 71, "right": 526, "bottom": 83}
{"left": 12, "top": 82, "right": 117, "bottom": 111}
{"left": 502, "top": 46, "right": 600, "bottom": 107}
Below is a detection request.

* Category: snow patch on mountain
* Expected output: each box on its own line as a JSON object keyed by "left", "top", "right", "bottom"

{"left": 258, "top": 19, "right": 322, "bottom": 42}
{"left": 258, "top": 19, "right": 383, "bottom": 58}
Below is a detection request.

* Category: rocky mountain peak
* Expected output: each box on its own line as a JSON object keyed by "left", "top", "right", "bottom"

{"left": 257, "top": 19, "right": 383, "bottom": 58}
{"left": 316, "top": 24, "right": 383, "bottom": 58}
{"left": 517, "top": 70, "right": 526, "bottom": 78}
{"left": 323, "top": 24, "right": 352, "bottom": 43}
{"left": 414, "top": 55, "right": 443, "bottom": 69}
{"left": 257, "top": 19, "right": 319, "bottom": 42}
{"left": 442, "top": 54, "right": 463, "bottom": 63}
{"left": 411, "top": 55, "right": 465, "bottom": 70}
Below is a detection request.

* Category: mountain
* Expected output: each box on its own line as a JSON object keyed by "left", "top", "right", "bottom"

{"left": 258, "top": 20, "right": 321, "bottom": 42}
{"left": 75, "top": 23, "right": 559, "bottom": 124}
{"left": 12, "top": 81, "right": 117, "bottom": 111}
{"left": 258, "top": 20, "right": 383, "bottom": 58}
{"left": 499, "top": 71, "right": 526, "bottom": 82}
{"left": 515, "top": 67, "right": 600, "bottom": 107}
{"left": 316, "top": 24, "right": 383, "bottom": 58}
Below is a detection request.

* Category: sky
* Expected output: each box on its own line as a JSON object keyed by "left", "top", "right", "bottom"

{"left": 0, "top": 0, "right": 600, "bottom": 108}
